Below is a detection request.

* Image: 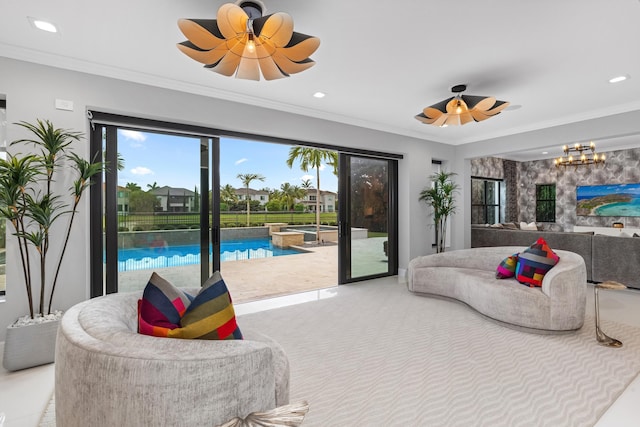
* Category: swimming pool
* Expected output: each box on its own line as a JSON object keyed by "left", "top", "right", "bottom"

{"left": 117, "top": 237, "right": 305, "bottom": 272}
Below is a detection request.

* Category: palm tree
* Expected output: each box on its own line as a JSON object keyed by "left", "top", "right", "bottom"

{"left": 146, "top": 181, "right": 159, "bottom": 191}
{"left": 280, "top": 183, "right": 306, "bottom": 211}
{"left": 220, "top": 184, "right": 238, "bottom": 206}
{"left": 287, "top": 147, "right": 338, "bottom": 242}
{"left": 418, "top": 171, "right": 459, "bottom": 253}
{"left": 125, "top": 182, "right": 141, "bottom": 191}
{"left": 237, "top": 173, "right": 265, "bottom": 226}
{"left": 301, "top": 179, "right": 313, "bottom": 189}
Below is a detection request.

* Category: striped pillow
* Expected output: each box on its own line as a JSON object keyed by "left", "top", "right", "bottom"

{"left": 138, "top": 272, "right": 193, "bottom": 337}
{"left": 515, "top": 237, "right": 560, "bottom": 287}
{"left": 177, "top": 271, "right": 243, "bottom": 340}
{"left": 496, "top": 253, "right": 519, "bottom": 279}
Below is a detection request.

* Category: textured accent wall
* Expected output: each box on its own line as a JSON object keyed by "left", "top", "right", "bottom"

{"left": 471, "top": 148, "right": 640, "bottom": 231}
{"left": 519, "top": 147, "right": 640, "bottom": 231}
{"left": 503, "top": 160, "right": 518, "bottom": 222}
{"left": 471, "top": 157, "right": 504, "bottom": 180}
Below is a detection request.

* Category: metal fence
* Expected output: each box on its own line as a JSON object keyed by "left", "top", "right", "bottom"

{"left": 118, "top": 211, "right": 338, "bottom": 231}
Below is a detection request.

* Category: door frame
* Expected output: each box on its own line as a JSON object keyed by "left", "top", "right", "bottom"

{"left": 89, "top": 111, "right": 403, "bottom": 296}
{"left": 338, "top": 153, "right": 398, "bottom": 284}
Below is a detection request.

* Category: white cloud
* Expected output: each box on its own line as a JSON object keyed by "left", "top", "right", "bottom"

{"left": 319, "top": 163, "right": 326, "bottom": 171}
{"left": 301, "top": 174, "right": 314, "bottom": 182}
{"left": 119, "top": 130, "right": 147, "bottom": 142}
{"left": 235, "top": 158, "right": 248, "bottom": 165}
{"left": 131, "top": 166, "right": 154, "bottom": 176}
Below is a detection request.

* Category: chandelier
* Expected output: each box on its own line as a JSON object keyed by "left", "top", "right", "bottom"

{"left": 554, "top": 142, "right": 605, "bottom": 168}
{"left": 415, "top": 84, "right": 510, "bottom": 127}
{"left": 177, "top": 1, "right": 320, "bottom": 81}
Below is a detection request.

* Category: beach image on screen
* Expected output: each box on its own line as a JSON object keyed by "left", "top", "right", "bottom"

{"left": 576, "top": 183, "right": 640, "bottom": 216}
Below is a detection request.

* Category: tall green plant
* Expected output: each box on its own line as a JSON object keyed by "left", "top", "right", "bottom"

{"left": 0, "top": 119, "right": 104, "bottom": 318}
{"left": 418, "top": 170, "right": 459, "bottom": 253}
{"left": 286, "top": 147, "right": 338, "bottom": 242}
{"left": 237, "top": 173, "right": 265, "bottom": 226}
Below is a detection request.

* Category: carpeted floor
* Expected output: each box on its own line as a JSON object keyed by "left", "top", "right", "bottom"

{"left": 238, "top": 280, "right": 640, "bottom": 427}
{"left": 40, "top": 279, "right": 640, "bottom": 427}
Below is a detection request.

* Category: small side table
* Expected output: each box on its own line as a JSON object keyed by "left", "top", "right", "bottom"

{"left": 594, "top": 281, "right": 627, "bottom": 347}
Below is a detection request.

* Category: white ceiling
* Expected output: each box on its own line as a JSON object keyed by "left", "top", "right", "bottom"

{"left": 1, "top": 0, "right": 640, "bottom": 162}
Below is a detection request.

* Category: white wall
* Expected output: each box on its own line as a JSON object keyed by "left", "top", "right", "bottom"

{"left": 0, "top": 57, "right": 457, "bottom": 340}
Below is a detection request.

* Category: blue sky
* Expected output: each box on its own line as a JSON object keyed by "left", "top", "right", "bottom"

{"left": 577, "top": 183, "right": 640, "bottom": 198}
{"left": 116, "top": 130, "right": 338, "bottom": 193}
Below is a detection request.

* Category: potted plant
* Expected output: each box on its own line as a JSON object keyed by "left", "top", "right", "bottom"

{"left": 419, "top": 170, "right": 459, "bottom": 253}
{"left": 0, "top": 119, "right": 103, "bottom": 371}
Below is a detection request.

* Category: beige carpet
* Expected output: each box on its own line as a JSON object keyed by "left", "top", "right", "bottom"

{"left": 238, "top": 280, "right": 640, "bottom": 427}
{"left": 41, "top": 280, "right": 640, "bottom": 426}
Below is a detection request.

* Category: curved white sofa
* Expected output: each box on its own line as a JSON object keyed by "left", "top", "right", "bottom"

{"left": 407, "top": 246, "right": 587, "bottom": 332}
{"left": 55, "top": 290, "right": 289, "bottom": 427}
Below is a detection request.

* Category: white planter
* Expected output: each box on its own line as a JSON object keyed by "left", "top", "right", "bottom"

{"left": 3, "top": 317, "right": 60, "bottom": 371}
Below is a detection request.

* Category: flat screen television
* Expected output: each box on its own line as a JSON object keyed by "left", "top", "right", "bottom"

{"left": 576, "top": 183, "right": 640, "bottom": 217}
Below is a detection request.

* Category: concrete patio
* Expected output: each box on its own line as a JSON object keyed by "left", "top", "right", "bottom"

{"left": 118, "top": 237, "right": 389, "bottom": 302}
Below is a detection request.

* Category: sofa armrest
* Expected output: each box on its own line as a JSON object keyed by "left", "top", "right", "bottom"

{"left": 541, "top": 250, "right": 587, "bottom": 299}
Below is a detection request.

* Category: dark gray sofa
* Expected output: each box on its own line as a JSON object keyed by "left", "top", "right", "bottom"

{"left": 591, "top": 234, "right": 640, "bottom": 287}
{"left": 471, "top": 227, "right": 593, "bottom": 281}
{"left": 471, "top": 226, "right": 640, "bottom": 289}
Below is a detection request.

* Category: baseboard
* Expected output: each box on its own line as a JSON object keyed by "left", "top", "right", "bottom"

{"left": 398, "top": 268, "right": 407, "bottom": 278}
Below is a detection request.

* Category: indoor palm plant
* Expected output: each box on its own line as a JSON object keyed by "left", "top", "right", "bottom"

{"left": 0, "top": 119, "right": 103, "bottom": 370}
{"left": 419, "top": 170, "right": 459, "bottom": 253}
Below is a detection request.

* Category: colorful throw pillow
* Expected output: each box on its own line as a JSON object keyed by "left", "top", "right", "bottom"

{"left": 178, "top": 271, "right": 243, "bottom": 340}
{"left": 496, "top": 253, "right": 519, "bottom": 279}
{"left": 138, "top": 272, "right": 193, "bottom": 337}
{"left": 515, "top": 237, "right": 560, "bottom": 287}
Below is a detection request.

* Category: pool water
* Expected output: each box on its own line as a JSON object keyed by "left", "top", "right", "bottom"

{"left": 117, "top": 237, "right": 304, "bottom": 272}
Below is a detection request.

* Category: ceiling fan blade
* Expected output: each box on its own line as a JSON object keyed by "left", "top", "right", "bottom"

{"left": 236, "top": 56, "right": 261, "bottom": 81}
{"left": 468, "top": 96, "right": 496, "bottom": 112}
{"left": 271, "top": 51, "right": 315, "bottom": 75}
{"left": 177, "top": 19, "right": 225, "bottom": 50}
{"left": 254, "top": 12, "right": 294, "bottom": 47}
{"left": 277, "top": 33, "right": 320, "bottom": 62}
{"left": 177, "top": 42, "right": 228, "bottom": 65}
{"left": 217, "top": 3, "right": 248, "bottom": 40}
{"left": 256, "top": 45, "right": 288, "bottom": 80}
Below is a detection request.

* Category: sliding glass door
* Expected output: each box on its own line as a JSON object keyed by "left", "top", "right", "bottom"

{"left": 338, "top": 154, "right": 398, "bottom": 283}
{"left": 90, "top": 122, "right": 218, "bottom": 296}
{"left": 89, "top": 112, "right": 401, "bottom": 297}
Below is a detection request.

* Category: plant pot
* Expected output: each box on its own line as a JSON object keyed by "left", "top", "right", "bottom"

{"left": 3, "top": 317, "right": 60, "bottom": 371}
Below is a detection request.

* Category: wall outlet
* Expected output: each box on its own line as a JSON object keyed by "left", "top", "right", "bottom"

{"left": 55, "top": 99, "right": 74, "bottom": 111}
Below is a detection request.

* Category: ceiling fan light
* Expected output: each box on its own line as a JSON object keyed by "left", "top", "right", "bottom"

{"left": 415, "top": 84, "right": 509, "bottom": 126}
{"left": 177, "top": 1, "right": 320, "bottom": 81}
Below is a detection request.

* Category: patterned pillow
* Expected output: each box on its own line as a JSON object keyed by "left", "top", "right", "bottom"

{"left": 138, "top": 272, "right": 193, "bottom": 337}
{"left": 515, "top": 237, "right": 560, "bottom": 287}
{"left": 178, "top": 271, "right": 243, "bottom": 340}
{"left": 496, "top": 253, "right": 519, "bottom": 279}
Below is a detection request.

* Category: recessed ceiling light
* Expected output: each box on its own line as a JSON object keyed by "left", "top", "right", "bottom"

{"left": 542, "top": 151, "right": 548, "bottom": 155}
{"left": 609, "top": 75, "right": 629, "bottom": 83}
{"left": 313, "top": 92, "right": 326, "bottom": 98}
{"left": 28, "top": 17, "right": 58, "bottom": 33}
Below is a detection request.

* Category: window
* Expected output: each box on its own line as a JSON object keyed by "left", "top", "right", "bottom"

{"left": 309, "top": 195, "right": 316, "bottom": 201}
{"left": 471, "top": 178, "right": 502, "bottom": 224}
{"left": 536, "top": 184, "right": 556, "bottom": 222}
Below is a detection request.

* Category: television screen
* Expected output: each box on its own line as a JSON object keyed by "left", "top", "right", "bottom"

{"left": 576, "top": 183, "right": 640, "bottom": 216}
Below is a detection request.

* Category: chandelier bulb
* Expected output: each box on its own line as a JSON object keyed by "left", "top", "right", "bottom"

{"left": 246, "top": 33, "right": 256, "bottom": 53}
